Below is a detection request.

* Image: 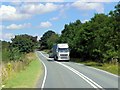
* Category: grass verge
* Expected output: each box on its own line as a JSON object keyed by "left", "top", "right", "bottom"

{"left": 43, "top": 49, "right": 50, "bottom": 54}
{"left": 80, "top": 61, "right": 119, "bottom": 75}
{"left": 3, "top": 53, "right": 43, "bottom": 88}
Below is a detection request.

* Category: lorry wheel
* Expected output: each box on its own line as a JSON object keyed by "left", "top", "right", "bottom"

{"left": 54, "top": 56, "right": 56, "bottom": 60}
{"left": 54, "top": 56, "right": 58, "bottom": 61}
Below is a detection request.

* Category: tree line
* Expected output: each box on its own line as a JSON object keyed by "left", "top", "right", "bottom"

{"left": 2, "top": 34, "right": 38, "bottom": 62}
{"left": 39, "top": 2, "right": 120, "bottom": 63}
{"left": 2, "top": 2, "right": 119, "bottom": 63}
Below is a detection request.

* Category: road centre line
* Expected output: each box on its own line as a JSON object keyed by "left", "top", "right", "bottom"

{"left": 56, "top": 61, "right": 103, "bottom": 89}
{"left": 39, "top": 51, "right": 104, "bottom": 89}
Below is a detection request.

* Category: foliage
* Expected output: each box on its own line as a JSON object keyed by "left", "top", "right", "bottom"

{"left": 11, "top": 34, "right": 38, "bottom": 53}
{"left": 2, "top": 34, "right": 38, "bottom": 62}
{"left": 2, "top": 41, "right": 11, "bottom": 62}
{"left": 2, "top": 53, "right": 42, "bottom": 88}
{"left": 2, "top": 35, "right": 39, "bottom": 85}
{"left": 57, "top": 3, "right": 120, "bottom": 63}
{"left": 80, "top": 61, "right": 118, "bottom": 75}
{"left": 47, "top": 34, "right": 59, "bottom": 49}
{"left": 9, "top": 47, "right": 24, "bottom": 61}
{"left": 39, "top": 30, "right": 59, "bottom": 49}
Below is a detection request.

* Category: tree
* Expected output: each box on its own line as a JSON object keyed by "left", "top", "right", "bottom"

{"left": 47, "top": 34, "right": 59, "bottom": 49}
{"left": 11, "top": 34, "right": 38, "bottom": 53}
{"left": 39, "top": 30, "right": 56, "bottom": 49}
{"left": 2, "top": 41, "right": 11, "bottom": 62}
{"left": 59, "top": 20, "right": 82, "bottom": 57}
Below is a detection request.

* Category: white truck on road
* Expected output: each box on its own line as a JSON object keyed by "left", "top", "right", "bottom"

{"left": 49, "top": 43, "right": 70, "bottom": 61}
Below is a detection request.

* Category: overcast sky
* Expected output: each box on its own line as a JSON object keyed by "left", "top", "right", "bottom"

{"left": 0, "top": 0, "right": 119, "bottom": 41}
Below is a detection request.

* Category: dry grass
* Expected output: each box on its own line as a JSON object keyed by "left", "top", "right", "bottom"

{"left": 80, "top": 61, "right": 119, "bottom": 75}
{"left": 1, "top": 53, "right": 33, "bottom": 82}
{"left": 2, "top": 53, "right": 42, "bottom": 88}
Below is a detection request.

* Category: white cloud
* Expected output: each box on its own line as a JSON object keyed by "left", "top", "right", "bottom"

{"left": 49, "top": 3, "right": 71, "bottom": 21}
{"left": 4, "top": 0, "right": 65, "bottom": 2}
{"left": 50, "top": 17, "right": 59, "bottom": 21}
{"left": 0, "top": 25, "right": 5, "bottom": 30}
{"left": 6, "top": 24, "right": 22, "bottom": 30}
{"left": 70, "top": 0, "right": 118, "bottom": 2}
{"left": 21, "top": 3, "right": 63, "bottom": 14}
{"left": 39, "top": 21, "right": 52, "bottom": 28}
{"left": 0, "top": 5, "right": 31, "bottom": 21}
{"left": 3, "top": 23, "right": 31, "bottom": 30}
{"left": 72, "top": 1, "right": 104, "bottom": 13}
{"left": 39, "top": 0, "right": 65, "bottom": 2}
{"left": 0, "top": 33, "right": 15, "bottom": 41}
{"left": 10, "top": 0, "right": 22, "bottom": 6}
{"left": 0, "top": 3, "right": 64, "bottom": 21}
{"left": 81, "top": 19, "right": 89, "bottom": 23}
{"left": 2, "top": 0, "right": 118, "bottom": 2}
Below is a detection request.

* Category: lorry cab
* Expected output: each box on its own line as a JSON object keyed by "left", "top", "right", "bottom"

{"left": 50, "top": 43, "right": 70, "bottom": 61}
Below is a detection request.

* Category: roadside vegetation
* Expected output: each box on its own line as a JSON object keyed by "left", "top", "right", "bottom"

{"left": 3, "top": 53, "right": 42, "bottom": 88}
{"left": 39, "top": 2, "right": 120, "bottom": 75}
{"left": 78, "top": 60, "right": 118, "bottom": 75}
{"left": 70, "top": 58, "right": 118, "bottom": 75}
{"left": 1, "top": 34, "right": 41, "bottom": 88}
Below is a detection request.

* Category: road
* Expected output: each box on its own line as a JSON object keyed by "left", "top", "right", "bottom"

{"left": 36, "top": 51, "right": 119, "bottom": 89}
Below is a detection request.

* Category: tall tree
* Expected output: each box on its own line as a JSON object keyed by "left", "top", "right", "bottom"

{"left": 39, "top": 30, "right": 56, "bottom": 49}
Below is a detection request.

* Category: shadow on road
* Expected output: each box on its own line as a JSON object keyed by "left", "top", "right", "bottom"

{"left": 47, "top": 58, "right": 69, "bottom": 62}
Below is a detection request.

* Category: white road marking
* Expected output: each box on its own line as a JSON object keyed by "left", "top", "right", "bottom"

{"left": 75, "top": 63, "right": 119, "bottom": 77}
{"left": 39, "top": 51, "right": 53, "bottom": 60}
{"left": 39, "top": 51, "right": 104, "bottom": 89}
{"left": 36, "top": 51, "right": 47, "bottom": 89}
{"left": 56, "top": 61, "right": 103, "bottom": 89}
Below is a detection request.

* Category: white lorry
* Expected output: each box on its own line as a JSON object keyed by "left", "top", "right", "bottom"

{"left": 49, "top": 43, "right": 70, "bottom": 61}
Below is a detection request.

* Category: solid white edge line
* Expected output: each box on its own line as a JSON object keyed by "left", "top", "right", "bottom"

{"left": 55, "top": 62, "right": 97, "bottom": 88}
{"left": 56, "top": 61, "right": 103, "bottom": 89}
{"left": 87, "top": 66, "right": 119, "bottom": 77}
{"left": 75, "top": 63, "right": 119, "bottom": 77}
{"left": 35, "top": 51, "right": 47, "bottom": 89}
{"left": 39, "top": 51, "right": 103, "bottom": 89}
{"left": 39, "top": 51, "right": 53, "bottom": 60}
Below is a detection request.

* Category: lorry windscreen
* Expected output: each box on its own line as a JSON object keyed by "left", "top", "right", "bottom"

{"left": 58, "top": 48, "right": 69, "bottom": 52}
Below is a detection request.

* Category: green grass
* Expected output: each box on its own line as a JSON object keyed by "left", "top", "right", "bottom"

{"left": 3, "top": 53, "right": 43, "bottom": 88}
{"left": 43, "top": 49, "right": 50, "bottom": 54}
{"left": 80, "top": 61, "right": 119, "bottom": 75}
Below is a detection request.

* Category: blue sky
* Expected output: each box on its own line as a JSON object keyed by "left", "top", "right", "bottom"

{"left": 0, "top": 0, "right": 119, "bottom": 41}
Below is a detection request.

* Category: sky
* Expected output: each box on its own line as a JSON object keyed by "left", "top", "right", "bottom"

{"left": 0, "top": 0, "right": 119, "bottom": 41}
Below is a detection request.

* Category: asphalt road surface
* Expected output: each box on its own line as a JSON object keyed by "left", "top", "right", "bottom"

{"left": 36, "top": 51, "right": 119, "bottom": 89}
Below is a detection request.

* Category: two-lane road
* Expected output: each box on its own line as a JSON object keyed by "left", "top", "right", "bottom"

{"left": 36, "top": 51, "right": 119, "bottom": 89}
